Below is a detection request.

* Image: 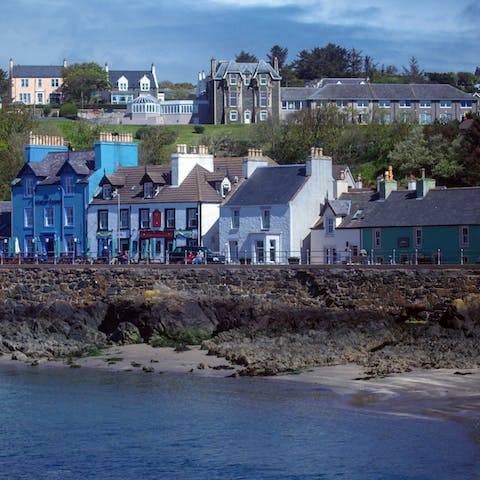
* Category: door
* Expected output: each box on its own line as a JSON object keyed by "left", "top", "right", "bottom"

{"left": 244, "top": 110, "right": 251, "bottom": 124}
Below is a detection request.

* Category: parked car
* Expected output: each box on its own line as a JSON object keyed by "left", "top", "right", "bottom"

{"left": 168, "top": 246, "right": 225, "bottom": 264}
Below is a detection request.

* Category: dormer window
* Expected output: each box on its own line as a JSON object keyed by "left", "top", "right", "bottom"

{"left": 24, "top": 177, "right": 34, "bottom": 197}
{"left": 259, "top": 74, "right": 267, "bottom": 86}
{"left": 244, "top": 74, "right": 251, "bottom": 86}
{"left": 144, "top": 182, "right": 153, "bottom": 199}
{"left": 229, "top": 74, "right": 237, "bottom": 86}
{"left": 64, "top": 176, "right": 74, "bottom": 195}
{"left": 221, "top": 178, "right": 231, "bottom": 198}
{"left": 103, "top": 184, "right": 112, "bottom": 200}
{"left": 117, "top": 76, "right": 128, "bottom": 91}
{"left": 140, "top": 75, "right": 150, "bottom": 91}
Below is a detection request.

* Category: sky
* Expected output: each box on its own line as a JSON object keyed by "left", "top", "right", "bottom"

{"left": 1, "top": 0, "right": 478, "bottom": 83}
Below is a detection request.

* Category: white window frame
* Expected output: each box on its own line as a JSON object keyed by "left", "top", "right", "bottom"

{"left": 440, "top": 100, "right": 452, "bottom": 108}
{"left": 24, "top": 208, "right": 33, "bottom": 228}
{"left": 98, "top": 210, "right": 108, "bottom": 230}
{"left": 326, "top": 217, "right": 335, "bottom": 235}
{"left": 261, "top": 209, "right": 271, "bottom": 230}
{"left": 461, "top": 100, "right": 472, "bottom": 108}
{"left": 259, "top": 74, "right": 267, "bottom": 86}
{"left": 120, "top": 208, "right": 130, "bottom": 230}
{"left": 187, "top": 208, "right": 197, "bottom": 228}
{"left": 24, "top": 178, "right": 34, "bottom": 197}
{"left": 140, "top": 208, "right": 150, "bottom": 229}
{"left": 44, "top": 207, "right": 54, "bottom": 228}
{"left": 357, "top": 100, "right": 369, "bottom": 108}
{"left": 64, "top": 176, "right": 74, "bottom": 195}
{"left": 64, "top": 206, "right": 74, "bottom": 227}
{"left": 51, "top": 78, "right": 59, "bottom": 87}
{"left": 144, "top": 182, "right": 153, "bottom": 199}
{"left": 21, "top": 78, "right": 29, "bottom": 88}
{"left": 419, "top": 113, "right": 432, "bottom": 125}
{"left": 102, "top": 184, "right": 112, "bottom": 200}
{"left": 399, "top": 100, "right": 411, "bottom": 108}
{"left": 414, "top": 227, "right": 422, "bottom": 248}
{"left": 378, "top": 100, "right": 390, "bottom": 108}
{"left": 260, "top": 111, "right": 268, "bottom": 121}
{"left": 229, "top": 74, "right": 237, "bottom": 86}
{"left": 459, "top": 226, "right": 469, "bottom": 247}
{"left": 230, "top": 110, "right": 238, "bottom": 122}
{"left": 165, "top": 209, "right": 175, "bottom": 229}
{"left": 231, "top": 209, "right": 239, "bottom": 229}
{"left": 260, "top": 91, "right": 268, "bottom": 108}
{"left": 419, "top": 100, "right": 431, "bottom": 108}
{"left": 229, "top": 92, "right": 237, "bottom": 107}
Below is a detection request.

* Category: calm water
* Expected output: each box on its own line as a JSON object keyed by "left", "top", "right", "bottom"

{"left": 0, "top": 366, "right": 478, "bottom": 480}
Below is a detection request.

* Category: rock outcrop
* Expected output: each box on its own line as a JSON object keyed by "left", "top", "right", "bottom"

{"left": 0, "top": 265, "right": 479, "bottom": 376}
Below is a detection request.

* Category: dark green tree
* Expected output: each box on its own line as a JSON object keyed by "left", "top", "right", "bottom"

{"left": 294, "top": 43, "right": 350, "bottom": 80}
{"left": 235, "top": 51, "right": 258, "bottom": 63}
{"left": 0, "top": 68, "right": 8, "bottom": 102}
{"left": 137, "top": 126, "right": 178, "bottom": 165}
{"left": 62, "top": 62, "right": 110, "bottom": 105}
{"left": 456, "top": 115, "right": 480, "bottom": 185}
{"left": 402, "top": 56, "right": 425, "bottom": 83}
{"left": 267, "top": 45, "right": 288, "bottom": 70}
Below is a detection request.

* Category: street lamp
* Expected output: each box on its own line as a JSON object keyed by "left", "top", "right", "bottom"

{"left": 72, "top": 237, "right": 78, "bottom": 264}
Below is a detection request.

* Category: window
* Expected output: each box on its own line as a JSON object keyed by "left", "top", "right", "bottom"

{"left": 269, "top": 239, "right": 276, "bottom": 262}
{"left": 244, "top": 74, "right": 251, "bottom": 86}
{"left": 230, "top": 110, "right": 238, "bottom": 122}
{"left": 120, "top": 209, "right": 130, "bottom": 229}
{"left": 187, "top": 208, "right": 197, "bottom": 228}
{"left": 414, "top": 227, "right": 422, "bottom": 248}
{"left": 459, "top": 226, "right": 469, "bottom": 247}
{"left": 326, "top": 217, "right": 334, "bottom": 235}
{"left": 419, "top": 100, "right": 431, "bottom": 108}
{"left": 260, "top": 91, "right": 268, "bottom": 107}
{"left": 373, "top": 229, "right": 381, "bottom": 248}
{"left": 378, "top": 100, "right": 390, "bottom": 108}
{"left": 24, "top": 208, "right": 33, "bottom": 228}
{"left": 21, "top": 78, "right": 29, "bottom": 88}
{"left": 419, "top": 113, "right": 432, "bottom": 124}
{"left": 229, "top": 92, "right": 237, "bottom": 107}
{"left": 51, "top": 79, "right": 59, "bottom": 87}
{"left": 67, "top": 237, "right": 77, "bottom": 255}
{"left": 98, "top": 210, "right": 108, "bottom": 230}
{"left": 255, "top": 240, "right": 265, "bottom": 263}
{"left": 64, "top": 207, "right": 74, "bottom": 227}
{"left": 36, "top": 93, "right": 43, "bottom": 104}
{"left": 102, "top": 184, "right": 112, "bottom": 200}
{"left": 336, "top": 100, "right": 349, "bottom": 108}
{"left": 44, "top": 207, "right": 54, "bottom": 227}
{"left": 260, "top": 111, "right": 268, "bottom": 121}
{"left": 144, "top": 182, "right": 153, "bottom": 199}
{"left": 439, "top": 113, "right": 452, "bottom": 122}
{"left": 380, "top": 113, "right": 391, "bottom": 124}
{"left": 259, "top": 74, "right": 267, "bottom": 86}
{"left": 231, "top": 209, "right": 239, "bottom": 229}
{"left": 19, "top": 93, "right": 31, "bottom": 103}
{"left": 140, "top": 76, "right": 150, "bottom": 91}
{"left": 139, "top": 208, "right": 150, "bottom": 229}
{"left": 440, "top": 100, "right": 451, "bottom": 108}
{"left": 357, "top": 100, "right": 369, "bottom": 108}
{"left": 229, "top": 74, "right": 237, "bottom": 85}
{"left": 229, "top": 240, "right": 239, "bottom": 262}
{"left": 461, "top": 100, "right": 472, "bottom": 108}
{"left": 64, "top": 176, "right": 74, "bottom": 195}
{"left": 24, "top": 178, "right": 34, "bottom": 197}
{"left": 261, "top": 209, "right": 270, "bottom": 230}
{"left": 37, "top": 79, "right": 42, "bottom": 88}
{"left": 399, "top": 100, "right": 411, "bottom": 108}
{"left": 165, "top": 209, "right": 175, "bottom": 229}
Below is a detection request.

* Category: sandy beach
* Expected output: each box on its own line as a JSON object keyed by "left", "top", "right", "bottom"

{"left": 1, "top": 344, "right": 480, "bottom": 411}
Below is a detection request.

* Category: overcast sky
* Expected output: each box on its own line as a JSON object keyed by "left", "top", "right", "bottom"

{"left": 2, "top": 0, "right": 478, "bottom": 83}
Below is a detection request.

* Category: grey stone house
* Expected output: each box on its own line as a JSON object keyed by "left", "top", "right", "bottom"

{"left": 206, "top": 58, "right": 282, "bottom": 124}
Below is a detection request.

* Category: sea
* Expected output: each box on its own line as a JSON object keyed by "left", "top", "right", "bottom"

{"left": 0, "top": 365, "right": 478, "bottom": 480}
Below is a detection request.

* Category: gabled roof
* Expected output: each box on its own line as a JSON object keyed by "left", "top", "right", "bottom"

{"left": 342, "top": 187, "right": 480, "bottom": 229}
{"left": 213, "top": 59, "right": 281, "bottom": 81}
{"left": 14, "top": 151, "right": 95, "bottom": 185}
{"left": 224, "top": 165, "right": 308, "bottom": 207}
{"left": 108, "top": 70, "right": 156, "bottom": 88}
{"left": 309, "top": 83, "right": 475, "bottom": 101}
{"left": 12, "top": 65, "right": 63, "bottom": 78}
{"left": 281, "top": 87, "right": 317, "bottom": 102}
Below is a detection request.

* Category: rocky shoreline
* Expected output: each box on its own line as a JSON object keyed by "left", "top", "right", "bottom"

{"left": 0, "top": 266, "right": 479, "bottom": 377}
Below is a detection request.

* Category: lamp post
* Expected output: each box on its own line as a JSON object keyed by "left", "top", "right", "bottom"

{"left": 72, "top": 237, "right": 78, "bottom": 264}
{"left": 58, "top": 185, "right": 65, "bottom": 257}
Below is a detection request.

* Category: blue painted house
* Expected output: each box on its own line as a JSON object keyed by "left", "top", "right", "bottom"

{"left": 11, "top": 132, "right": 138, "bottom": 259}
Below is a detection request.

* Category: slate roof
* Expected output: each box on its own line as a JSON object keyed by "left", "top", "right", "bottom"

{"left": 12, "top": 65, "right": 63, "bottom": 78}
{"left": 342, "top": 187, "right": 480, "bottom": 229}
{"left": 213, "top": 60, "right": 281, "bottom": 81}
{"left": 309, "top": 83, "right": 475, "bottom": 101}
{"left": 224, "top": 165, "right": 308, "bottom": 207}
{"left": 281, "top": 87, "right": 317, "bottom": 102}
{"left": 108, "top": 70, "right": 156, "bottom": 88}
{"left": 15, "top": 151, "right": 95, "bottom": 185}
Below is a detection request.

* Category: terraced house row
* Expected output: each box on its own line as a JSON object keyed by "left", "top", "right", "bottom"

{"left": 6, "top": 131, "right": 480, "bottom": 265}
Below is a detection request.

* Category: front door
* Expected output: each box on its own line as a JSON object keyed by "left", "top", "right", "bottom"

{"left": 244, "top": 110, "right": 251, "bottom": 124}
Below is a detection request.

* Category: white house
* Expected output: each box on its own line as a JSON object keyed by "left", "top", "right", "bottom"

{"left": 219, "top": 147, "right": 340, "bottom": 264}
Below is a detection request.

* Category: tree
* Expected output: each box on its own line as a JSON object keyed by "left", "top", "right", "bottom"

{"left": 235, "top": 51, "right": 258, "bottom": 63}
{"left": 402, "top": 56, "right": 425, "bottom": 83}
{"left": 267, "top": 45, "right": 288, "bottom": 70}
{"left": 456, "top": 115, "right": 480, "bottom": 186}
{"left": 347, "top": 48, "right": 363, "bottom": 77}
{"left": 294, "top": 43, "right": 351, "bottom": 80}
{"left": 0, "top": 68, "right": 8, "bottom": 101}
{"left": 62, "top": 62, "right": 110, "bottom": 105}
{"left": 137, "top": 126, "right": 178, "bottom": 165}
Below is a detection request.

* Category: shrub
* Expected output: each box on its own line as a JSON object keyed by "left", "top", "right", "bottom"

{"left": 193, "top": 125, "right": 205, "bottom": 134}
{"left": 59, "top": 103, "right": 78, "bottom": 118}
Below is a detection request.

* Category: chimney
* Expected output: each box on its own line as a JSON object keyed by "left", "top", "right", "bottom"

{"left": 211, "top": 58, "right": 217, "bottom": 76}
{"left": 63, "top": 59, "right": 67, "bottom": 68}
{"left": 94, "top": 132, "right": 138, "bottom": 172}
{"left": 416, "top": 169, "right": 436, "bottom": 198}
{"left": 378, "top": 165, "right": 397, "bottom": 199}
{"left": 171, "top": 144, "right": 213, "bottom": 186}
{"left": 9, "top": 58, "right": 13, "bottom": 76}
{"left": 408, "top": 174, "right": 416, "bottom": 191}
{"left": 104, "top": 62, "right": 109, "bottom": 73}
{"left": 242, "top": 148, "right": 268, "bottom": 178}
{"left": 24, "top": 133, "right": 68, "bottom": 163}
{"left": 355, "top": 174, "right": 363, "bottom": 189}
{"left": 305, "top": 146, "right": 330, "bottom": 177}
{"left": 274, "top": 56, "right": 279, "bottom": 73}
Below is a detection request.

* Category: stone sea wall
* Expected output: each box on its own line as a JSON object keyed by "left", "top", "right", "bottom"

{"left": 1, "top": 265, "right": 479, "bottom": 375}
